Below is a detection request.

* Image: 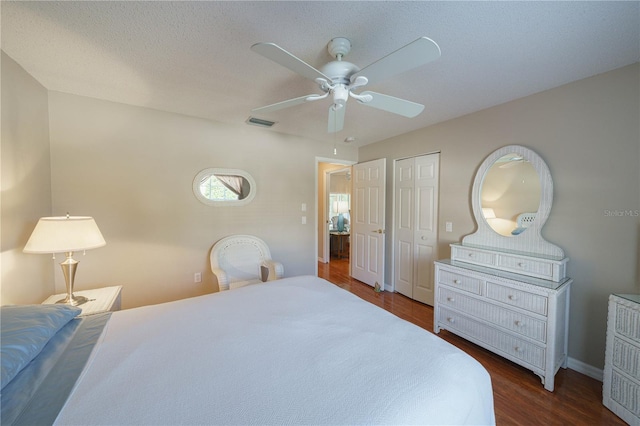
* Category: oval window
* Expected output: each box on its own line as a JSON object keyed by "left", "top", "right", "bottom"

{"left": 193, "top": 168, "right": 256, "bottom": 206}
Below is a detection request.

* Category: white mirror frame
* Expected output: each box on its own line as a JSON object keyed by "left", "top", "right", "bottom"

{"left": 193, "top": 168, "right": 257, "bottom": 206}
{"left": 462, "top": 145, "right": 564, "bottom": 259}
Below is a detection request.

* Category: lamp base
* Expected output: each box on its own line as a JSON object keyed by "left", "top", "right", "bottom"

{"left": 58, "top": 252, "right": 88, "bottom": 306}
{"left": 56, "top": 294, "right": 89, "bottom": 306}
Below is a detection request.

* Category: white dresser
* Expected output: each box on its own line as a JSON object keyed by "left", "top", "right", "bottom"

{"left": 603, "top": 293, "right": 640, "bottom": 425}
{"left": 435, "top": 251, "right": 571, "bottom": 392}
{"left": 435, "top": 145, "right": 573, "bottom": 392}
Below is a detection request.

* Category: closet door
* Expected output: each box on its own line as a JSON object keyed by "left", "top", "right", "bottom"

{"left": 394, "top": 154, "right": 439, "bottom": 305}
{"left": 394, "top": 158, "right": 415, "bottom": 298}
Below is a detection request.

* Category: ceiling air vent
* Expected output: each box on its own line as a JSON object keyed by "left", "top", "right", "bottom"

{"left": 246, "top": 116, "right": 276, "bottom": 128}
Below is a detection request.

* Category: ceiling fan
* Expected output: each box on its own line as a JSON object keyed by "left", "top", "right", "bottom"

{"left": 251, "top": 37, "right": 441, "bottom": 133}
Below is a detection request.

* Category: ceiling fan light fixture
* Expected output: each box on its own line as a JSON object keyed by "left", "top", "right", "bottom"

{"left": 246, "top": 116, "right": 276, "bottom": 128}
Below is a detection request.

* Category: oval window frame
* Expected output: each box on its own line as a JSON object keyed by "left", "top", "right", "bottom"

{"left": 193, "top": 168, "right": 257, "bottom": 206}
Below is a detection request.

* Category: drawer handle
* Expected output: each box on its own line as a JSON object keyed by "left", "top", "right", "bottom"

{"left": 514, "top": 346, "right": 523, "bottom": 353}
{"left": 508, "top": 295, "right": 518, "bottom": 301}
{"left": 517, "top": 262, "right": 525, "bottom": 267}
{"left": 514, "top": 320, "right": 523, "bottom": 327}
{"left": 453, "top": 279, "right": 461, "bottom": 284}
{"left": 468, "top": 253, "right": 474, "bottom": 257}
{"left": 447, "top": 297, "right": 455, "bottom": 302}
{"left": 447, "top": 317, "right": 455, "bottom": 323}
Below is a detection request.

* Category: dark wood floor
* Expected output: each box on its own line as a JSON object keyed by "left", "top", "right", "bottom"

{"left": 318, "top": 257, "right": 625, "bottom": 426}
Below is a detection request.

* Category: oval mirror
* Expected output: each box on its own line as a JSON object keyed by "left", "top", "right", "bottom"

{"left": 193, "top": 168, "right": 256, "bottom": 206}
{"left": 480, "top": 153, "right": 541, "bottom": 236}
{"left": 462, "top": 145, "right": 564, "bottom": 259}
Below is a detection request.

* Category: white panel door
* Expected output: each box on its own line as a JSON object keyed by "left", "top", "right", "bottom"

{"left": 394, "top": 158, "right": 414, "bottom": 297}
{"left": 393, "top": 153, "right": 439, "bottom": 305}
{"left": 351, "top": 159, "right": 386, "bottom": 288}
{"left": 413, "top": 153, "right": 439, "bottom": 305}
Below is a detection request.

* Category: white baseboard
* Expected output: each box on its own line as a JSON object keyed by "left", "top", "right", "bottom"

{"left": 567, "top": 357, "right": 603, "bottom": 382}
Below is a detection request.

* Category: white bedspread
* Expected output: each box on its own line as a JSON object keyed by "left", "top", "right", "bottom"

{"left": 55, "top": 276, "right": 495, "bottom": 425}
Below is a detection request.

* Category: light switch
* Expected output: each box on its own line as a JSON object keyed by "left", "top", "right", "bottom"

{"left": 445, "top": 222, "right": 453, "bottom": 232}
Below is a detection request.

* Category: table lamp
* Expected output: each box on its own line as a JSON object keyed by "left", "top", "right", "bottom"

{"left": 24, "top": 215, "right": 106, "bottom": 306}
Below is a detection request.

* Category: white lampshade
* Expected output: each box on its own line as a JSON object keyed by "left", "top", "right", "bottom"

{"left": 24, "top": 216, "right": 106, "bottom": 253}
{"left": 482, "top": 208, "right": 497, "bottom": 220}
{"left": 333, "top": 201, "right": 349, "bottom": 214}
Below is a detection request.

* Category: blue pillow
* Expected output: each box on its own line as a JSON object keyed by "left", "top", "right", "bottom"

{"left": 1, "top": 304, "right": 81, "bottom": 389}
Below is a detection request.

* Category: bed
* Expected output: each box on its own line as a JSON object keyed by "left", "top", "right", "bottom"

{"left": 1, "top": 275, "right": 495, "bottom": 425}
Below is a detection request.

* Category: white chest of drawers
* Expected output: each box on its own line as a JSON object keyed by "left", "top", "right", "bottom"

{"left": 603, "top": 294, "right": 640, "bottom": 425}
{"left": 434, "top": 259, "right": 571, "bottom": 392}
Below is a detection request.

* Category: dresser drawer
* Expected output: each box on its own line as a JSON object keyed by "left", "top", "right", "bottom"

{"left": 615, "top": 304, "right": 640, "bottom": 344}
{"left": 438, "top": 269, "right": 482, "bottom": 295}
{"left": 438, "top": 307, "right": 546, "bottom": 370}
{"left": 610, "top": 369, "right": 640, "bottom": 417}
{"left": 497, "top": 255, "right": 553, "bottom": 279}
{"left": 486, "top": 281, "right": 548, "bottom": 315}
{"left": 451, "top": 245, "right": 496, "bottom": 268}
{"left": 438, "top": 287, "right": 547, "bottom": 343}
{"left": 612, "top": 337, "right": 640, "bottom": 380}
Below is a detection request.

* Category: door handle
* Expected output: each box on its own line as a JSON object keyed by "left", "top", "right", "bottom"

{"left": 371, "top": 229, "right": 385, "bottom": 234}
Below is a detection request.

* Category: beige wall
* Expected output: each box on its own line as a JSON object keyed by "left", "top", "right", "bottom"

{"left": 46, "top": 91, "right": 357, "bottom": 308}
{"left": 1, "top": 52, "right": 55, "bottom": 305}
{"left": 359, "top": 63, "right": 640, "bottom": 370}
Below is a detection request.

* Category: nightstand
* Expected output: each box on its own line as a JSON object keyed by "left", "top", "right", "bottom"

{"left": 42, "top": 286, "right": 122, "bottom": 316}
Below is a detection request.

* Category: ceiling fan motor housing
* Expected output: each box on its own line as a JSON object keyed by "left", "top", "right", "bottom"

{"left": 320, "top": 61, "right": 360, "bottom": 85}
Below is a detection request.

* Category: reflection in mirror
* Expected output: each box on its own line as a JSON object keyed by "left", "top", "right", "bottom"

{"left": 481, "top": 153, "right": 541, "bottom": 237}
{"left": 193, "top": 168, "right": 256, "bottom": 206}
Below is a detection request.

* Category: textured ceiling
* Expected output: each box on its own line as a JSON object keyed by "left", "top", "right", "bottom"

{"left": 2, "top": 1, "right": 639, "bottom": 148}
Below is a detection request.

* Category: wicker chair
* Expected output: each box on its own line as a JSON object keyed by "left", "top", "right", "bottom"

{"left": 210, "top": 235, "right": 284, "bottom": 291}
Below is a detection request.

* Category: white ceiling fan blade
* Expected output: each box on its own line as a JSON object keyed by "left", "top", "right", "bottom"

{"left": 352, "top": 37, "right": 441, "bottom": 86}
{"left": 328, "top": 105, "right": 345, "bottom": 133}
{"left": 252, "top": 94, "right": 318, "bottom": 114}
{"left": 251, "top": 42, "right": 331, "bottom": 82}
{"left": 358, "top": 91, "right": 425, "bottom": 118}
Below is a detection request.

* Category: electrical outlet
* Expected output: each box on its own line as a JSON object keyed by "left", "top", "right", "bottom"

{"left": 301, "top": 216, "right": 307, "bottom": 224}
{"left": 445, "top": 222, "right": 453, "bottom": 232}
{"left": 194, "top": 272, "right": 202, "bottom": 283}
{"left": 301, "top": 203, "right": 307, "bottom": 212}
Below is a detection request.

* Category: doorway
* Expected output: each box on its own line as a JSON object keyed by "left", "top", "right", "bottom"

{"left": 316, "top": 158, "right": 386, "bottom": 290}
{"left": 326, "top": 167, "right": 352, "bottom": 264}
{"left": 317, "top": 161, "right": 355, "bottom": 271}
